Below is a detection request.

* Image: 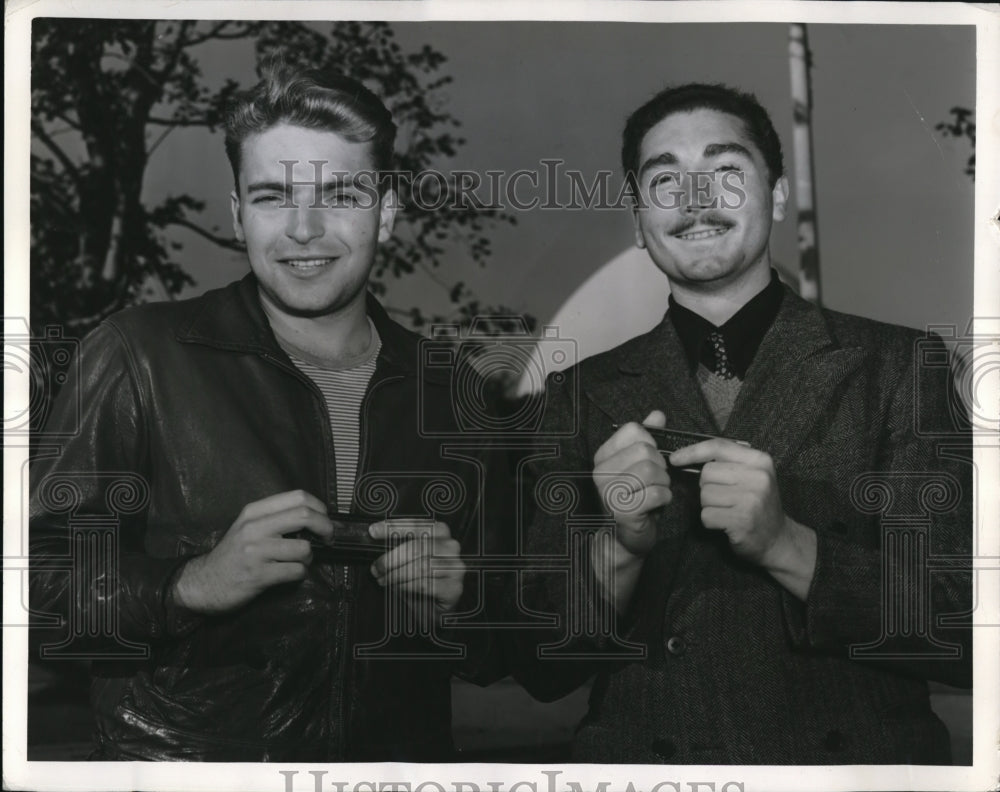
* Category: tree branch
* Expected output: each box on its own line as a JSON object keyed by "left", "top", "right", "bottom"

{"left": 30, "top": 121, "right": 81, "bottom": 182}
{"left": 103, "top": 50, "right": 161, "bottom": 88}
{"left": 63, "top": 298, "right": 128, "bottom": 329}
{"left": 183, "top": 21, "right": 260, "bottom": 47}
{"left": 167, "top": 217, "right": 244, "bottom": 250}
{"left": 147, "top": 115, "right": 213, "bottom": 127}
{"left": 146, "top": 125, "right": 175, "bottom": 158}
{"left": 53, "top": 112, "right": 81, "bottom": 131}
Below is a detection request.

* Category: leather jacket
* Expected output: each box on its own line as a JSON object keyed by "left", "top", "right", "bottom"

{"left": 29, "top": 275, "right": 504, "bottom": 761}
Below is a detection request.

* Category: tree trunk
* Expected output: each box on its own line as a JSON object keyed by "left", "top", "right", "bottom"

{"left": 788, "top": 23, "right": 821, "bottom": 304}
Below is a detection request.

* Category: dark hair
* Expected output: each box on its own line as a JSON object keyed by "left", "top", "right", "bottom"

{"left": 621, "top": 83, "right": 784, "bottom": 191}
{"left": 224, "top": 58, "right": 397, "bottom": 191}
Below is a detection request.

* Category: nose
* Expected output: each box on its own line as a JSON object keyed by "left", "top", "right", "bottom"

{"left": 284, "top": 205, "right": 325, "bottom": 244}
{"left": 681, "top": 173, "right": 717, "bottom": 213}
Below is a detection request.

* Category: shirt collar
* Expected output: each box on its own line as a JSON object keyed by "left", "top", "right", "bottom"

{"left": 668, "top": 269, "right": 785, "bottom": 378}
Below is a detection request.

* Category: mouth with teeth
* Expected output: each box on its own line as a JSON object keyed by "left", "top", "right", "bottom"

{"left": 673, "top": 226, "right": 731, "bottom": 241}
{"left": 278, "top": 257, "right": 340, "bottom": 271}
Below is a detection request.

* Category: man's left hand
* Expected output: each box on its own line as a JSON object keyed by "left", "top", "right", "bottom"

{"left": 369, "top": 520, "right": 465, "bottom": 615}
{"left": 669, "top": 439, "right": 816, "bottom": 600}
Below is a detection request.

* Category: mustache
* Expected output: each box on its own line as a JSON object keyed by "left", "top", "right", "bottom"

{"left": 669, "top": 214, "right": 735, "bottom": 236}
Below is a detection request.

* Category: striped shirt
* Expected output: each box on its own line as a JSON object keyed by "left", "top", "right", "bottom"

{"left": 278, "top": 321, "right": 381, "bottom": 510}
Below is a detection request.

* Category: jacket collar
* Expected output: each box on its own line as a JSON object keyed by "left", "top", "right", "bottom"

{"left": 176, "top": 273, "right": 424, "bottom": 377}
{"left": 587, "top": 284, "right": 868, "bottom": 466}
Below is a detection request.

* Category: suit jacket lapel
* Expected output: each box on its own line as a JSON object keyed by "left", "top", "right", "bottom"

{"left": 582, "top": 314, "right": 717, "bottom": 435}
{"left": 726, "top": 288, "right": 868, "bottom": 467}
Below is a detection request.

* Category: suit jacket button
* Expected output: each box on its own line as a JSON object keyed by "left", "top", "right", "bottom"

{"left": 651, "top": 738, "right": 676, "bottom": 760}
{"left": 666, "top": 636, "right": 686, "bottom": 657}
{"left": 823, "top": 730, "right": 847, "bottom": 752}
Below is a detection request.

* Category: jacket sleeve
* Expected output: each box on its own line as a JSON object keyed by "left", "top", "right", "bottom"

{"left": 781, "top": 332, "right": 973, "bottom": 688}
{"left": 29, "top": 321, "right": 201, "bottom": 651}
{"left": 444, "top": 436, "right": 516, "bottom": 687}
{"left": 502, "top": 369, "right": 637, "bottom": 702}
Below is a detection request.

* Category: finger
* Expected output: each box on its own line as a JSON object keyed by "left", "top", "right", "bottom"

{"left": 244, "top": 507, "right": 334, "bottom": 541}
{"left": 700, "top": 506, "right": 736, "bottom": 531}
{"left": 594, "top": 441, "right": 666, "bottom": 478}
{"left": 642, "top": 410, "right": 667, "bottom": 429}
{"left": 374, "top": 553, "right": 464, "bottom": 588}
{"left": 699, "top": 461, "right": 745, "bottom": 486}
{"left": 594, "top": 422, "right": 660, "bottom": 466}
{"left": 593, "top": 459, "right": 670, "bottom": 499}
{"left": 430, "top": 576, "right": 464, "bottom": 611}
{"left": 372, "top": 534, "right": 460, "bottom": 577}
{"left": 699, "top": 483, "right": 738, "bottom": 508}
{"left": 670, "top": 438, "right": 762, "bottom": 468}
{"left": 610, "top": 482, "right": 672, "bottom": 517}
{"left": 256, "top": 537, "right": 314, "bottom": 563}
{"left": 385, "top": 574, "right": 464, "bottom": 613}
{"left": 239, "top": 489, "right": 328, "bottom": 522}
{"left": 368, "top": 518, "right": 447, "bottom": 542}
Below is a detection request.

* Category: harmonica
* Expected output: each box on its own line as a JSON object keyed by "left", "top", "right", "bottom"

{"left": 613, "top": 425, "right": 750, "bottom": 474}
{"left": 291, "top": 513, "right": 403, "bottom": 564}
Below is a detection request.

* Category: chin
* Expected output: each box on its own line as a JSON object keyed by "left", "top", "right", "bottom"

{"left": 283, "top": 298, "right": 349, "bottom": 318}
{"left": 674, "top": 260, "right": 738, "bottom": 284}
{"left": 264, "top": 286, "right": 343, "bottom": 317}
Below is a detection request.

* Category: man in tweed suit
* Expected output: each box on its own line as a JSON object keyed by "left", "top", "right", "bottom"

{"left": 508, "top": 83, "right": 972, "bottom": 764}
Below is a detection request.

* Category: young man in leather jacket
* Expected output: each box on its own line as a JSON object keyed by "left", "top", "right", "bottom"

{"left": 29, "top": 63, "right": 502, "bottom": 761}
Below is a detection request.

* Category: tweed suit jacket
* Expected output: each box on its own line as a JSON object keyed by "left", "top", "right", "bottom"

{"left": 508, "top": 286, "right": 972, "bottom": 764}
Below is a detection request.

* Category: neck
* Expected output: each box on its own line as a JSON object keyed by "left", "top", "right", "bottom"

{"left": 260, "top": 291, "right": 372, "bottom": 364}
{"left": 668, "top": 261, "right": 772, "bottom": 326}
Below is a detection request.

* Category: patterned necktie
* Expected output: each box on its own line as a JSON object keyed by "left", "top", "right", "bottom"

{"left": 706, "top": 330, "right": 737, "bottom": 380}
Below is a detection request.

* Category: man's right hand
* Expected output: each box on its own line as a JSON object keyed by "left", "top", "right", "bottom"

{"left": 172, "top": 489, "right": 334, "bottom": 614}
{"left": 592, "top": 410, "right": 672, "bottom": 572}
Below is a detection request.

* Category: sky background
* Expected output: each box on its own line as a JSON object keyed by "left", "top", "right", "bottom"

{"left": 145, "top": 22, "right": 976, "bottom": 343}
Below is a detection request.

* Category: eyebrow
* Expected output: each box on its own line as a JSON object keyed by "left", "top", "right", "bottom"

{"left": 637, "top": 142, "right": 755, "bottom": 180}
{"left": 245, "top": 178, "right": 362, "bottom": 194}
{"left": 703, "top": 142, "right": 754, "bottom": 160}
{"left": 637, "top": 152, "right": 678, "bottom": 181}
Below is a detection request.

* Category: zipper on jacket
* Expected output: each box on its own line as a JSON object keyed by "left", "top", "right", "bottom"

{"left": 261, "top": 351, "right": 349, "bottom": 756}
{"left": 341, "top": 370, "right": 405, "bottom": 754}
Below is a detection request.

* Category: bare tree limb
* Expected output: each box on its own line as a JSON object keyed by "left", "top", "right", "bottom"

{"left": 103, "top": 51, "right": 161, "bottom": 88}
{"left": 183, "top": 21, "right": 260, "bottom": 47}
{"left": 152, "top": 21, "right": 195, "bottom": 84}
{"left": 147, "top": 116, "right": 214, "bottom": 127}
{"left": 101, "top": 195, "right": 126, "bottom": 282}
{"left": 146, "top": 125, "right": 175, "bottom": 158}
{"left": 63, "top": 298, "right": 128, "bottom": 328}
{"left": 30, "top": 121, "right": 81, "bottom": 182}
{"left": 53, "top": 112, "right": 81, "bottom": 130}
{"left": 167, "top": 217, "right": 244, "bottom": 250}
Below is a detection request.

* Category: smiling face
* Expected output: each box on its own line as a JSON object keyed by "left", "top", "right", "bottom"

{"left": 231, "top": 122, "right": 396, "bottom": 321}
{"left": 632, "top": 108, "right": 788, "bottom": 300}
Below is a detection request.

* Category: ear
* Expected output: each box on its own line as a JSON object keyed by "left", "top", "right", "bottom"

{"left": 771, "top": 175, "right": 790, "bottom": 223}
{"left": 230, "top": 190, "right": 245, "bottom": 244}
{"left": 632, "top": 207, "right": 646, "bottom": 250}
{"left": 377, "top": 188, "right": 398, "bottom": 243}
